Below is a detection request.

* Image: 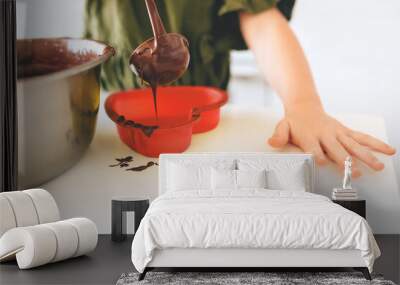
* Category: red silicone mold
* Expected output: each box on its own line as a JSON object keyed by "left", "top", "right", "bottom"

{"left": 105, "top": 86, "right": 228, "bottom": 157}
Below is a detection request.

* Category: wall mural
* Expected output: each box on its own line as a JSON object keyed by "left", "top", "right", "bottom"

{"left": 7, "top": 0, "right": 400, "bottom": 235}
{"left": 13, "top": 1, "right": 298, "bottom": 189}
{"left": 2, "top": 3, "right": 400, "bottom": 285}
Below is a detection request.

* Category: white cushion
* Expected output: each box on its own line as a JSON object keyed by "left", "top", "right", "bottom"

{"left": 166, "top": 159, "right": 236, "bottom": 192}
{"left": 211, "top": 169, "right": 268, "bottom": 190}
{"left": 0, "top": 218, "right": 97, "bottom": 269}
{"left": 167, "top": 163, "right": 211, "bottom": 191}
{"left": 1, "top": 192, "right": 39, "bottom": 227}
{"left": 236, "top": 169, "right": 267, "bottom": 189}
{"left": 66, "top": 218, "right": 98, "bottom": 257}
{"left": 267, "top": 168, "right": 306, "bottom": 191}
{"left": 42, "top": 221, "right": 78, "bottom": 262}
{"left": 211, "top": 168, "right": 237, "bottom": 190}
{"left": 0, "top": 189, "right": 98, "bottom": 269}
{"left": 0, "top": 196, "right": 17, "bottom": 237}
{"left": 0, "top": 189, "right": 60, "bottom": 236}
{"left": 0, "top": 226, "right": 57, "bottom": 269}
{"left": 238, "top": 159, "right": 307, "bottom": 191}
{"left": 23, "top": 189, "right": 60, "bottom": 224}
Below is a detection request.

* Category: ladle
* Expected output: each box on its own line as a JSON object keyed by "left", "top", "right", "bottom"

{"left": 129, "top": 0, "right": 190, "bottom": 117}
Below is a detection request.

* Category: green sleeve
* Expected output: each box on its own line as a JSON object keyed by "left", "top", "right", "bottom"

{"left": 219, "top": 0, "right": 277, "bottom": 16}
{"left": 214, "top": 0, "right": 278, "bottom": 52}
{"left": 277, "top": 0, "right": 296, "bottom": 20}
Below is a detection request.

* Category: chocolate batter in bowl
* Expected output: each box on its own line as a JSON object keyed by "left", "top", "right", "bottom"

{"left": 17, "top": 38, "right": 114, "bottom": 188}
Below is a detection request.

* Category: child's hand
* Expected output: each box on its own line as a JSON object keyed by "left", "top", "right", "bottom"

{"left": 268, "top": 102, "right": 396, "bottom": 177}
{"left": 240, "top": 7, "right": 396, "bottom": 173}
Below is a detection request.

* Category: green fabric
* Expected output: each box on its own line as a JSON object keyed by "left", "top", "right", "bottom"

{"left": 84, "top": 0, "right": 277, "bottom": 91}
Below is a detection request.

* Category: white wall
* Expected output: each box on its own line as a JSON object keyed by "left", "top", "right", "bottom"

{"left": 16, "top": 0, "right": 84, "bottom": 39}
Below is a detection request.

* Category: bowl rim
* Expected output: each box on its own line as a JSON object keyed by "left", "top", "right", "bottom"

{"left": 17, "top": 37, "right": 115, "bottom": 83}
{"left": 104, "top": 86, "right": 228, "bottom": 131}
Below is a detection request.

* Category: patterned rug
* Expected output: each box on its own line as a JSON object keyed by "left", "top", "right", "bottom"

{"left": 116, "top": 271, "right": 396, "bottom": 285}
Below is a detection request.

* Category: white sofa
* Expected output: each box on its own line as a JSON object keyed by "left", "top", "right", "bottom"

{"left": 0, "top": 189, "right": 97, "bottom": 269}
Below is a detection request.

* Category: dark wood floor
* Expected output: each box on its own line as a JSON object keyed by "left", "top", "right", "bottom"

{"left": 0, "top": 235, "right": 133, "bottom": 285}
{"left": 0, "top": 235, "right": 399, "bottom": 285}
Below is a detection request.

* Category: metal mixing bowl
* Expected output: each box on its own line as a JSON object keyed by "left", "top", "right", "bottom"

{"left": 17, "top": 38, "right": 114, "bottom": 188}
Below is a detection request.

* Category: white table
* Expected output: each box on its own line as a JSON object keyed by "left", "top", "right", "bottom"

{"left": 43, "top": 99, "right": 400, "bottom": 234}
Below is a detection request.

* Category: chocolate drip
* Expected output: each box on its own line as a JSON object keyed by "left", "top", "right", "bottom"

{"left": 126, "top": 161, "right": 158, "bottom": 172}
{"left": 109, "top": 156, "right": 133, "bottom": 168}
{"left": 116, "top": 115, "right": 158, "bottom": 137}
{"left": 151, "top": 85, "right": 158, "bottom": 118}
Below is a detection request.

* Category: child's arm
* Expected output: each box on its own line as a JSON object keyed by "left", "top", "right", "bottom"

{"left": 239, "top": 8, "right": 395, "bottom": 176}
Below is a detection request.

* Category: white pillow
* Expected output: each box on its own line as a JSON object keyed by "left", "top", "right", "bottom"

{"left": 167, "top": 163, "right": 211, "bottom": 191}
{"left": 211, "top": 169, "right": 268, "bottom": 190}
{"left": 267, "top": 167, "right": 306, "bottom": 191}
{"left": 211, "top": 168, "right": 237, "bottom": 190}
{"left": 236, "top": 169, "right": 267, "bottom": 189}
{"left": 166, "top": 159, "right": 236, "bottom": 192}
{"left": 238, "top": 159, "right": 307, "bottom": 191}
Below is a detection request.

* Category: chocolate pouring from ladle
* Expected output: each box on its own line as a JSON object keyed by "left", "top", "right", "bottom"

{"left": 129, "top": 0, "right": 190, "bottom": 118}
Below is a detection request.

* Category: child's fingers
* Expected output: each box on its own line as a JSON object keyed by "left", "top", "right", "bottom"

{"left": 349, "top": 158, "right": 362, "bottom": 178}
{"left": 321, "top": 136, "right": 362, "bottom": 177}
{"left": 268, "top": 119, "right": 290, "bottom": 148}
{"left": 350, "top": 131, "right": 396, "bottom": 155}
{"left": 338, "top": 134, "right": 384, "bottom": 171}
{"left": 302, "top": 142, "right": 328, "bottom": 165}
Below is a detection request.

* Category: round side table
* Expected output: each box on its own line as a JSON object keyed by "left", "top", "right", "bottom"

{"left": 111, "top": 197, "right": 149, "bottom": 242}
